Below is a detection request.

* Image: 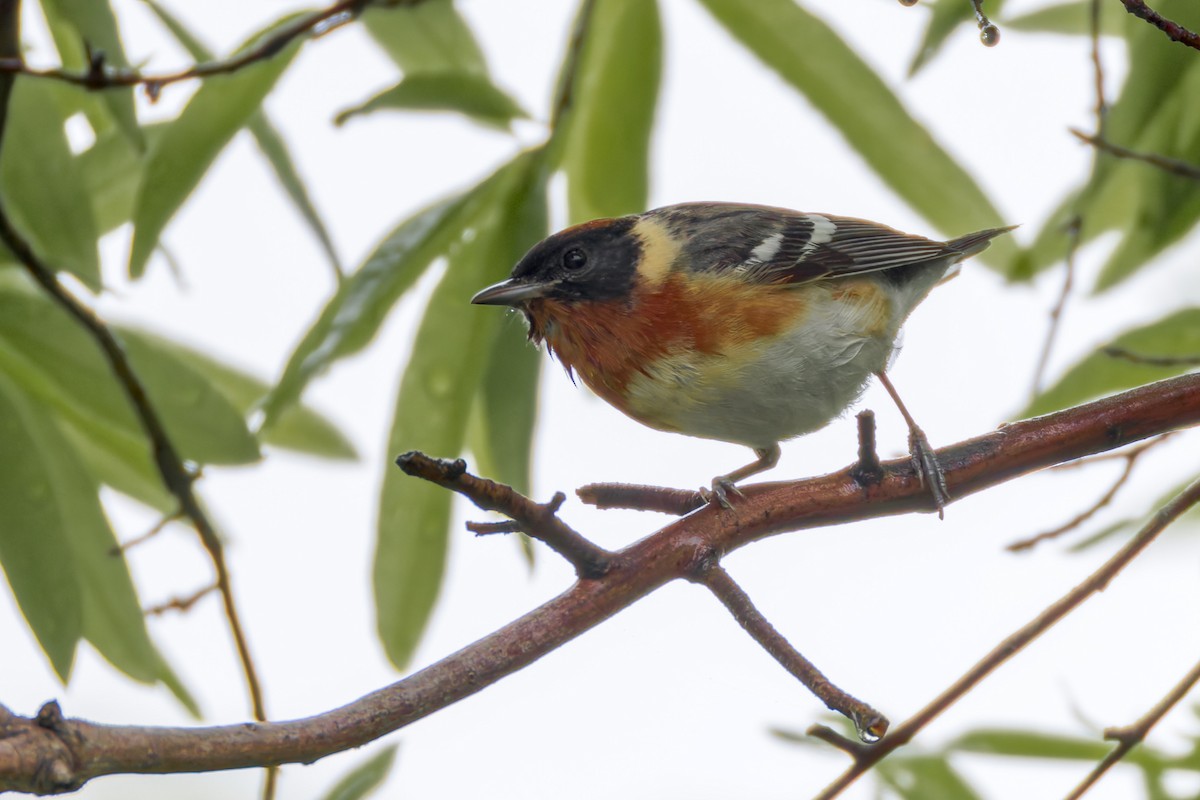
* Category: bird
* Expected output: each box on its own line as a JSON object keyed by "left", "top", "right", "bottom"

{"left": 472, "top": 202, "right": 1015, "bottom": 512}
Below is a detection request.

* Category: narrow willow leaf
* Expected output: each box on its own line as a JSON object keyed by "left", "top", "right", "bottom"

{"left": 0, "top": 284, "right": 259, "bottom": 465}
{"left": 698, "top": 0, "right": 1015, "bottom": 270}
{"left": 142, "top": 0, "right": 343, "bottom": 276}
{"left": 950, "top": 728, "right": 1115, "bottom": 760}
{"left": 1023, "top": 308, "right": 1200, "bottom": 417}
{"left": 375, "top": 150, "right": 544, "bottom": 668}
{"left": 58, "top": 415, "right": 173, "bottom": 512}
{"left": 361, "top": 0, "right": 486, "bottom": 74}
{"left": 558, "top": 0, "right": 661, "bottom": 223}
{"left": 877, "top": 756, "right": 983, "bottom": 800}
{"left": 1003, "top": 1, "right": 1123, "bottom": 36}
{"left": 319, "top": 745, "right": 399, "bottom": 800}
{"left": 77, "top": 127, "right": 145, "bottom": 234}
{"left": 41, "top": 0, "right": 143, "bottom": 149}
{"left": 24, "top": 385, "right": 197, "bottom": 712}
{"left": 0, "top": 372, "right": 82, "bottom": 679}
{"left": 128, "top": 14, "right": 304, "bottom": 278}
{"left": 0, "top": 80, "right": 100, "bottom": 287}
{"left": 127, "top": 329, "right": 356, "bottom": 460}
{"left": 335, "top": 73, "right": 528, "bottom": 131}
{"left": 261, "top": 190, "right": 476, "bottom": 428}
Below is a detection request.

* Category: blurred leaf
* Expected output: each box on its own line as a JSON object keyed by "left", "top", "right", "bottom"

{"left": 1013, "top": 1, "right": 1200, "bottom": 281}
{"left": 375, "top": 149, "right": 545, "bottom": 668}
{"left": 58, "top": 414, "right": 173, "bottom": 512}
{"left": 1003, "top": 1, "right": 1123, "bottom": 36}
{"left": 907, "top": 0, "right": 1007, "bottom": 77}
{"left": 128, "top": 14, "right": 304, "bottom": 278}
{"left": 0, "top": 80, "right": 100, "bottom": 287}
{"left": 319, "top": 745, "right": 399, "bottom": 800}
{"left": 950, "top": 728, "right": 1115, "bottom": 761}
{"left": 1023, "top": 308, "right": 1200, "bottom": 417}
{"left": 41, "top": 0, "right": 143, "bottom": 149}
{"left": 557, "top": 0, "right": 661, "bottom": 223}
{"left": 77, "top": 126, "right": 153, "bottom": 234}
{"left": 336, "top": 72, "right": 528, "bottom": 131}
{"left": 261, "top": 190, "right": 475, "bottom": 429}
{"left": 0, "top": 371, "right": 83, "bottom": 679}
{"left": 698, "top": 0, "right": 1015, "bottom": 270}
{"left": 877, "top": 755, "right": 982, "bottom": 800}
{"left": 142, "top": 0, "right": 344, "bottom": 276}
{"left": 130, "top": 330, "right": 356, "bottom": 460}
{"left": 0, "top": 283, "right": 260, "bottom": 465}
{"left": 361, "top": 0, "right": 486, "bottom": 74}
{"left": 469, "top": 317, "right": 543, "bottom": 496}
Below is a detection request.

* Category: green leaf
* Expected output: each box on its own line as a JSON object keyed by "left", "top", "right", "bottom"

{"left": 949, "top": 728, "right": 1114, "bottom": 761}
{"left": 375, "top": 149, "right": 546, "bottom": 668}
{"left": 469, "top": 317, "right": 542, "bottom": 497}
{"left": 1022, "top": 308, "right": 1200, "bottom": 417}
{"left": 0, "top": 371, "right": 83, "bottom": 678}
{"left": 41, "top": 0, "right": 143, "bottom": 150}
{"left": 361, "top": 0, "right": 487, "bottom": 74}
{"left": 0, "top": 282, "right": 260, "bottom": 465}
{"left": 132, "top": 329, "right": 356, "bottom": 460}
{"left": 261, "top": 190, "right": 475, "bottom": 429}
{"left": 877, "top": 755, "right": 982, "bottom": 800}
{"left": 907, "top": 0, "right": 1007, "bottom": 77}
{"left": 1003, "top": 1, "right": 1123, "bottom": 36}
{"left": 0, "top": 80, "right": 101, "bottom": 287}
{"left": 58, "top": 415, "right": 173, "bottom": 512}
{"left": 336, "top": 72, "right": 528, "bottom": 131}
{"left": 76, "top": 125, "right": 153, "bottom": 234}
{"left": 557, "top": 0, "right": 661, "bottom": 223}
{"left": 697, "top": 0, "right": 1015, "bottom": 270}
{"left": 127, "top": 14, "right": 305, "bottom": 278}
{"left": 141, "top": 0, "right": 343, "bottom": 276}
{"left": 319, "top": 745, "right": 399, "bottom": 800}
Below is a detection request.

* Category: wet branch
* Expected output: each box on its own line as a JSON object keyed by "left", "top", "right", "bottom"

{"left": 3, "top": 374, "right": 1200, "bottom": 795}
{"left": 1118, "top": 0, "right": 1200, "bottom": 51}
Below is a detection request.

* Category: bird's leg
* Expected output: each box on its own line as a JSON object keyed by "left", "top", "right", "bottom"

{"left": 707, "top": 444, "right": 781, "bottom": 509}
{"left": 875, "top": 371, "right": 949, "bottom": 519}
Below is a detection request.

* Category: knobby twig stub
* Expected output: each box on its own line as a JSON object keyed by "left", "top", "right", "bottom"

{"left": 1118, "top": 0, "right": 1200, "bottom": 50}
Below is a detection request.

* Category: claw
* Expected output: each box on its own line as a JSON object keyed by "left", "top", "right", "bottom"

{"left": 908, "top": 428, "right": 950, "bottom": 519}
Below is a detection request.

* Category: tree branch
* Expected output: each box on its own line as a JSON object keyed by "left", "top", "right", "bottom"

{"left": 1118, "top": 0, "right": 1200, "bottom": 50}
{"left": 0, "top": 0, "right": 380, "bottom": 99}
{"left": 2, "top": 374, "right": 1199, "bottom": 795}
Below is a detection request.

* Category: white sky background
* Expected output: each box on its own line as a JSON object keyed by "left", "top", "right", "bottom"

{"left": 5, "top": 1, "right": 1200, "bottom": 798}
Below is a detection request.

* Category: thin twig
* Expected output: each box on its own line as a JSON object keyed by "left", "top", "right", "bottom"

{"left": 848, "top": 410, "right": 884, "bottom": 489}
{"left": 576, "top": 482, "right": 705, "bottom": 514}
{"left": 1103, "top": 346, "right": 1200, "bottom": 367}
{"left": 396, "top": 452, "right": 615, "bottom": 578}
{"left": 145, "top": 583, "right": 219, "bottom": 617}
{"left": 1118, "top": 0, "right": 1200, "bottom": 50}
{"left": 811, "top": 475, "right": 1200, "bottom": 799}
{"left": 111, "top": 511, "right": 183, "bottom": 555}
{"left": 970, "top": 0, "right": 1001, "bottom": 45}
{"left": 0, "top": 0, "right": 378, "bottom": 99}
{"left": 2, "top": 375, "right": 1200, "bottom": 794}
{"left": 695, "top": 563, "right": 888, "bottom": 741}
{"left": 1006, "top": 434, "right": 1170, "bottom": 551}
{"left": 1071, "top": 129, "right": 1200, "bottom": 181}
{"left": 1064, "top": 655, "right": 1200, "bottom": 800}
{"left": 1090, "top": 0, "right": 1107, "bottom": 133}
{"left": 1030, "top": 217, "right": 1080, "bottom": 399}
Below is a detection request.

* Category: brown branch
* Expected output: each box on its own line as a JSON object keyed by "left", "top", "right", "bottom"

{"left": 395, "top": 452, "right": 615, "bottom": 578}
{"left": 1006, "top": 433, "right": 1171, "bottom": 551}
{"left": 2, "top": 374, "right": 1200, "bottom": 794}
{"left": 0, "top": 0, "right": 377, "bottom": 100}
{"left": 1064, "top": 655, "right": 1200, "bottom": 800}
{"left": 110, "top": 511, "right": 183, "bottom": 555}
{"left": 1090, "top": 0, "right": 1107, "bottom": 132}
{"left": 694, "top": 563, "right": 888, "bottom": 741}
{"left": 811, "top": 471, "right": 1200, "bottom": 800}
{"left": 145, "top": 583, "right": 219, "bottom": 617}
{"left": 576, "top": 482, "right": 705, "bottom": 514}
{"left": 1118, "top": 0, "right": 1200, "bottom": 50}
{"left": 1071, "top": 129, "right": 1200, "bottom": 181}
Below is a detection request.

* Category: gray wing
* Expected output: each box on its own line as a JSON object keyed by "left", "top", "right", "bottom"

{"left": 645, "top": 202, "right": 995, "bottom": 286}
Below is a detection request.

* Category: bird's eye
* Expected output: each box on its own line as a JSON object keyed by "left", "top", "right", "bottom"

{"left": 562, "top": 248, "right": 588, "bottom": 270}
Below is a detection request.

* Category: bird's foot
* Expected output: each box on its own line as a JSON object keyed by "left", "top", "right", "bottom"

{"left": 908, "top": 428, "right": 950, "bottom": 519}
{"left": 700, "top": 478, "right": 745, "bottom": 510}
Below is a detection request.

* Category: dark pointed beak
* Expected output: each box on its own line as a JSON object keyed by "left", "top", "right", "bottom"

{"left": 471, "top": 278, "right": 550, "bottom": 306}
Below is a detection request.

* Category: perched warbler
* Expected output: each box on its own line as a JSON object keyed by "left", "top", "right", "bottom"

{"left": 473, "top": 202, "right": 1014, "bottom": 510}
